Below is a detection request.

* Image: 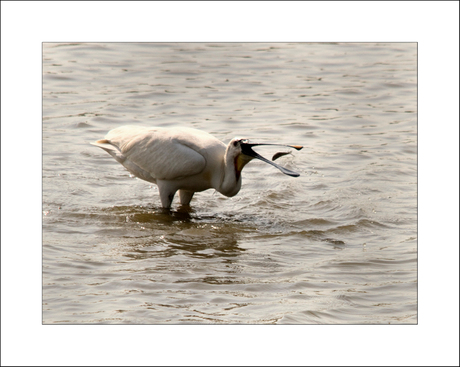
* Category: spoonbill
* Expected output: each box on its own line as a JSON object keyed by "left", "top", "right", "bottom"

{"left": 91, "top": 126, "right": 302, "bottom": 208}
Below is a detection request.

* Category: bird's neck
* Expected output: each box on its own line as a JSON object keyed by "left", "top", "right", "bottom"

{"left": 217, "top": 150, "right": 243, "bottom": 198}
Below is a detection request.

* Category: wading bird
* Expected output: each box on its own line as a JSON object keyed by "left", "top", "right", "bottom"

{"left": 91, "top": 126, "right": 302, "bottom": 208}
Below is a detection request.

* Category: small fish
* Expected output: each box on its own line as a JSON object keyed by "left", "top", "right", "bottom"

{"left": 272, "top": 151, "right": 292, "bottom": 161}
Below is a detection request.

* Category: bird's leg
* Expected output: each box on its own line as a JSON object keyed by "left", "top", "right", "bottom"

{"left": 157, "top": 181, "right": 176, "bottom": 208}
{"left": 179, "top": 190, "right": 195, "bottom": 206}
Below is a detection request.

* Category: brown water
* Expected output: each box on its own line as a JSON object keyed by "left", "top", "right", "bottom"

{"left": 42, "top": 43, "right": 417, "bottom": 324}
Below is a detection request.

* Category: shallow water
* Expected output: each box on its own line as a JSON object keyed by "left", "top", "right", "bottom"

{"left": 42, "top": 42, "right": 417, "bottom": 324}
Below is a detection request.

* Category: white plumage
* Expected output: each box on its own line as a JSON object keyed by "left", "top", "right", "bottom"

{"left": 92, "top": 126, "right": 302, "bottom": 208}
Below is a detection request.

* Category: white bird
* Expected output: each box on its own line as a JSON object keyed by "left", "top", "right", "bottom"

{"left": 91, "top": 126, "right": 303, "bottom": 208}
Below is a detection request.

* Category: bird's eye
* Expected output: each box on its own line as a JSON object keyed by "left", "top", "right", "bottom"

{"left": 233, "top": 140, "right": 239, "bottom": 147}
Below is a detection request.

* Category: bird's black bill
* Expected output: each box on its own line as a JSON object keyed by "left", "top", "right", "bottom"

{"left": 272, "top": 151, "right": 292, "bottom": 161}
{"left": 241, "top": 143, "right": 303, "bottom": 177}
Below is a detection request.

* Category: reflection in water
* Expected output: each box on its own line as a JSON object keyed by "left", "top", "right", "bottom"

{"left": 121, "top": 224, "right": 244, "bottom": 260}
{"left": 94, "top": 204, "right": 246, "bottom": 261}
{"left": 101, "top": 204, "right": 194, "bottom": 222}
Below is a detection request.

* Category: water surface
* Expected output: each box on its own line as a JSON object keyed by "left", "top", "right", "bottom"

{"left": 43, "top": 43, "right": 417, "bottom": 324}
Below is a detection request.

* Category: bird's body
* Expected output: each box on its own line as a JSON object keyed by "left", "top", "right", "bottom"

{"left": 91, "top": 126, "right": 302, "bottom": 208}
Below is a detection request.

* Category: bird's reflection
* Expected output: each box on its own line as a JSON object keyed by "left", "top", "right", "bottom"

{"left": 123, "top": 228, "right": 244, "bottom": 261}
{"left": 97, "top": 204, "right": 247, "bottom": 261}
{"left": 101, "top": 204, "right": 195, "bottom": 223}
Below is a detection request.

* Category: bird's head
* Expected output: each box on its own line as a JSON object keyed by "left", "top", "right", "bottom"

{"left": 227, "top": 138, "right": 303, "bottom": 178}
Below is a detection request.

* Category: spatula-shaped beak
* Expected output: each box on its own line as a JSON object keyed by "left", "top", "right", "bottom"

{"left": 240, "top": 142, "right": 303, "bottom": 177}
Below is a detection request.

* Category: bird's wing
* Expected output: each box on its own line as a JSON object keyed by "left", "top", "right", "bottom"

{"left": 93, "top": 126, "right": 207, "bottom": 181}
